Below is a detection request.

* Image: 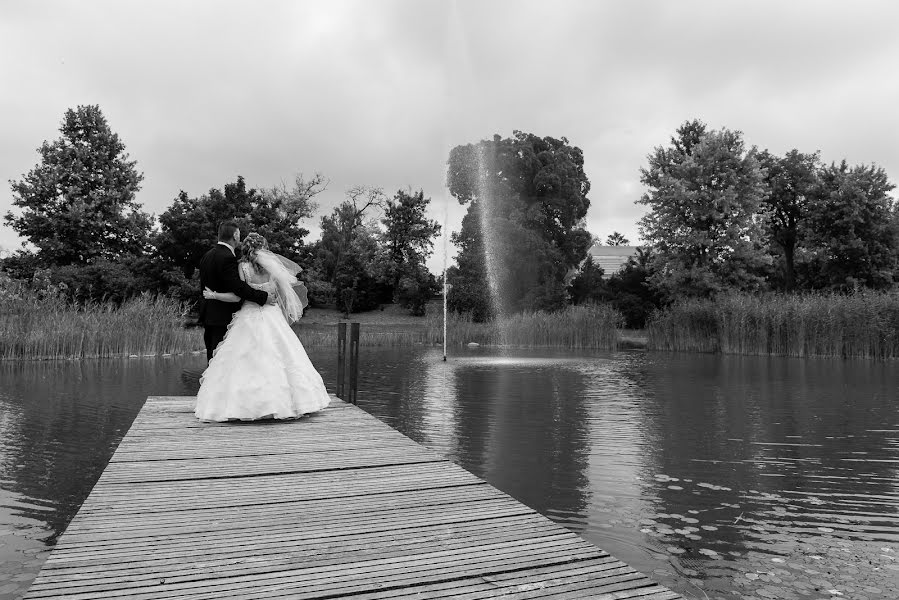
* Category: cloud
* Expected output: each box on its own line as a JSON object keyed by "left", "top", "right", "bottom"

{"left": 2, "top": 0, "right": 898, "bottom": 272}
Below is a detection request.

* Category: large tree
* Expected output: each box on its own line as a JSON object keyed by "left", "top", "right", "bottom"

{"left": 637, "top": 120, "right": 770, "bottom": 300}
{"left": 155, "top": 173, "right": 324, "bottom": 279}
{"left": 314, "top": 186, "right": 385, "bottom": 283}
{"left": 444, "top": 203, "right": 491, "bottom": 320}
{"left": 799, "top": 161, "right": 898, "bottom": 290}
{"left": 446, "top": 131, "right": 592, "bottom": 317}
{"left": 313, "top": 186, "right": 389, "bottom": 312}
{"left": 379, "top": 189, "right": 441, "bottom": 304}
{"left": 5, "top": 105, "right": 151, "bottom": 266}
{"left": 757, "top": 148, "right": 820, "bottom": 290}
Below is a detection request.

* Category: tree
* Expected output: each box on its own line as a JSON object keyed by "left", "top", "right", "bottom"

{"left": 395, "top": 263, "right": 438, "bottom": 316}
{"left": 155, "top": 173, "right": 325, "bottom": 279}
{"left": 637, "top": 120, "right": 770, "bottom": 300}
{"left": 606, "top": 232, "right": 630, "bottom": 246}
{"left": 757, "top": 149, "right": 820, "bottom": 290}
{"left": 250, "top": 175, "right": 325, "bottom": 257}
{"left": 313, "top": 186, "right": 389, "bottom": 312}
{"left": 315, "top": 186, "right": 385, "bottom": 284}
{"left": 446, "top": 131, "right": 592, "bottom": 317}
{"left": 567, "top": 255, "right": 607, "bottom": 305}
{"left": 604, "top": 247, "right": 663, "bottom": 328}
{"left": 445, "top": 203, "right": 491, "bottom": 320}
{"left": 332, "top": 229, "right": 385, "bottom": 314}
{"left": 5, "top": 105, "right": 151, "bottom": 266}
{"left": 799, "top": 161, "right": 898, "bottom": 290}
{"left": 379, "top": 188, "right": 441, "bottom": 306}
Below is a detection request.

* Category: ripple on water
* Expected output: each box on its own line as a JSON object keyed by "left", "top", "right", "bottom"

{"left": 2, "top": 348, "right": 899, "bottom": 600}
{"left": 0, "top": 355, "right": 209, "bottom": 600}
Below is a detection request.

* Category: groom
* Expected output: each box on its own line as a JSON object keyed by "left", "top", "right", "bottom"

{"left": 198, "top": 221, "right": 273, "bottom": 361}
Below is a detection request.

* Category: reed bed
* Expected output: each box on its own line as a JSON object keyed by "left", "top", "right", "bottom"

{"left": 424, "top": 311, "right": 495, "bottom": 346}
{"left": 425, "top": 304, "right": 623, "bottom": 349}
{"left": 0, "top": 280, "right": 202, "bottom": 360}
{"left": 647, "top": 291, "right": 899, "bottom": 359}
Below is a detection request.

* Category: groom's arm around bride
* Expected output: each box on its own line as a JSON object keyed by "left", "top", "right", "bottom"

{"left": 197, "top": 221, "right": 270, "bottom": 360}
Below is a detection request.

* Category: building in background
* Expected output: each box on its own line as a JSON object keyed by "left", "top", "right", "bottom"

{"left": 588, "top": 245, "right": 639, "bottom": 278}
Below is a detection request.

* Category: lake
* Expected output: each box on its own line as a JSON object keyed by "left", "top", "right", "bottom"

{"left": 1, "top": 346, "right": 897, "bottom": 599}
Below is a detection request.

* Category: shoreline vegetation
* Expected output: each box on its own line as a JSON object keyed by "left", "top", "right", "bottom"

{"left": 297, "top": 303, "right": 623, "bottom": 350}
{"left": 648, "top": 291, "right": 899, "bottom": 359}
{"left": 5, "top": 287, "right": 899, "bottom": 361}
{"left": 0, "top": 291, "right": 200, "bottom": 360}
{"left": 0, "top": 293, "right": 626, "bottom": 360}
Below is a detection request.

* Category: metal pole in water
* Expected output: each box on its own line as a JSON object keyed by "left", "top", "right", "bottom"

{"left": 349, "top": 322, "right": 360, "bottom": 405}
{"left": 336, "top": 322, "right": 346, "bottom": 399}
{"left": 443, "top": 193, "right": 449, "bottom": 362}
{"left": 443, "top": 272, "right": 448, "bottom": 362}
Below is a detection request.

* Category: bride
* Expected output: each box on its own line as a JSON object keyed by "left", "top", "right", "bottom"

{"left": 194, "top": 232, "right": 331, "bottom": 422}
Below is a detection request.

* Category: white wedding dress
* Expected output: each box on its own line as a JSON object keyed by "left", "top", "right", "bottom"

{"left": 195, "top": 263, "right": 331, "bottom": 422}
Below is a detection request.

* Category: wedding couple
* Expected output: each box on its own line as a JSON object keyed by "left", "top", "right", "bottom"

{"left": 194, "top": 221, "right": 331, "bottom": 422}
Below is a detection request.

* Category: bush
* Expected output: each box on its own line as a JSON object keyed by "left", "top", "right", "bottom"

{"left": 446, "top": 275, "right": 492, "bottom": 322}
{"left": 0, "top": 251, "right": 42, "bottom": 282}
{"left": 50, "top": 260, "right": 147, "bottom": 304}
{"left": 397, "top": 267, "right": 438, "bottom": 316}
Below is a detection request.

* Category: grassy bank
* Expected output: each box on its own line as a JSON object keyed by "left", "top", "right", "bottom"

{"left": 2, "top": 277, "right": 625, "bottom": 359}
{"left": 0, "top": 279, "right": 201, "bottom": 360}
{"left": 423, "top": 303, "right": 623, "bottom": 349}
{"left": 296, "top": 303, "right": 624, "bottom": 349}
{"left": 647, "top": 292, "right": 899, "bottom": 359}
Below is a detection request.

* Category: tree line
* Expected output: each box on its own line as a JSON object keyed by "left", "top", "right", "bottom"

{"left": 636, "top": 119, "right": 898, "bottom": 297}
{"left": 2, "top": 105, "right": 440, "bottom": 316}
{"left": 442, "top": 120, "right": 899, "bottom": 328}
{"left": 4, "top": 107, "right": 898, "bottom": 328}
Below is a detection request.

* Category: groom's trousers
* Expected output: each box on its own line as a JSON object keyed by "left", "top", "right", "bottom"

{"left": 204, "top": 325, "right": 228, "bottom": 361}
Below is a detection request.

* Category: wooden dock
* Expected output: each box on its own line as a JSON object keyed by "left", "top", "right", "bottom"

{"left": 25, "top": 396, "right": 680, "bottom": 599}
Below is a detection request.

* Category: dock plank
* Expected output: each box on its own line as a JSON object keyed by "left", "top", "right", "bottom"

{"left": 23, "top": 396, "right": 680, "bottom": 599}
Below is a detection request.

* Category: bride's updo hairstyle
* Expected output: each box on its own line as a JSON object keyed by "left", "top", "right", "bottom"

{"left": 242, "top": 232, "right": 269, "bottom": 273}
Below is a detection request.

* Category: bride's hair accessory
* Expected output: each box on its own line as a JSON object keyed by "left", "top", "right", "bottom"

{"left": 243, "top": 232, "right": 268, "bottom": 251}
{"left": 242, "top": 233, "right": 269, "bottom": 273}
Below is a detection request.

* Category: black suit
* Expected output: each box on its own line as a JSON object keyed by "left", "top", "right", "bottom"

{"left": 197, "top": 243, "right": 269, "bottom": 360}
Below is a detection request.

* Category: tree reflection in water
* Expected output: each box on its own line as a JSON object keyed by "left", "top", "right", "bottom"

{"left": 2, "top": 347, "right": 898, "bottom": 599}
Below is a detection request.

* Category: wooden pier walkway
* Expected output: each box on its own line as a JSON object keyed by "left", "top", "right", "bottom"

{"left": 25, "top": 396, "right": 680, "bottom": 599}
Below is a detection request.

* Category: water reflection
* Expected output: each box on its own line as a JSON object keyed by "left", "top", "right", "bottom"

{"left": 0, "top": 355, "right": 207, "bottom": 598}
{"left": 355, "top": 348, "right": 899, "bottom": 598}
{"left": 2, "top": 348, "right": 898, "bottom": 599}
{"left": 457, "top": 353, "right": 592, "bottom": 532}
{"left": 619, "top": 353, "right": 899, "bottom": 595}
{"left": 360, "top": 349, "right": 609, "bottom": 536}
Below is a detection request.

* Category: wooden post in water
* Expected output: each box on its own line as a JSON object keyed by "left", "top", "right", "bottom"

{"left": 336, "top": 322, "right": 347, "bottom": 399}
{"left": 348, "top": 322, "right": 360, "bottom": 405}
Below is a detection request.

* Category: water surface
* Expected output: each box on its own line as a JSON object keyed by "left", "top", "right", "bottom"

{"left": 1, "top": 347, "right": 897, "bottom": 599}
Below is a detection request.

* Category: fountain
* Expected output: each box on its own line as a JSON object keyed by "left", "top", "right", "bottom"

{"left": 476, "top": 143, "right": 505, "bottom": 325}
{"left": 441, "top": 0, "right": 506, "bottom": 355}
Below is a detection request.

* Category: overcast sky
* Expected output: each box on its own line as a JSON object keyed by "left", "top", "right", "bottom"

{"left": 2, "top": 0, "right": 898, "bottom": 273}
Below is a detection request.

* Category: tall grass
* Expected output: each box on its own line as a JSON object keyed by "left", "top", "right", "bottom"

{"left": 647, "top": 291, "right": 899, "bottom": 359}
{"left": 425, "top": 304, "right": 623, "bottom": 349}
{"left": 0, "top": 277, "right": 201, "bottom": 360}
